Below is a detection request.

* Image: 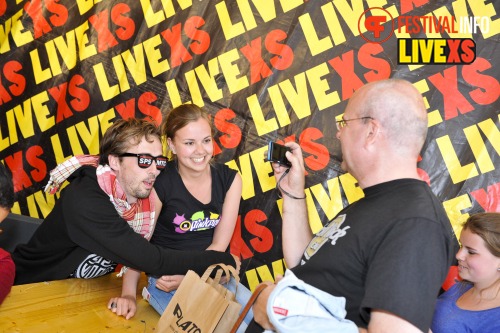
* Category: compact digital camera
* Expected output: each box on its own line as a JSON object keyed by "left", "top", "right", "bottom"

{"left": 266, "top": 141, "right": 291, "bottom": 168}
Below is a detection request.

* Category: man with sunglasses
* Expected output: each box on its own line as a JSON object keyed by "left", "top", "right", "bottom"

{"left": 248, "top": 79, "right": 458, "bottom": 333}
{"left": 12, "top": 118, "right": 238, "bottom": 285}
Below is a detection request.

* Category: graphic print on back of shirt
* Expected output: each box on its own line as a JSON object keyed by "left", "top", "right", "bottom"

{"left": 173, "top": 211, "right": 221, "bottom": 233}
{"left": 71, "top": 254, "right": 117, "bottom": 278}
{"left": 303, "top": 214, "right": 350, "bottom": 262}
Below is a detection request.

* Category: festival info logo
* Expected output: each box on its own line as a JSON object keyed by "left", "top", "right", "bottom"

{"left": 358, "top": 7, "right": 394, "bottom": 44}
{"left": 359, "top": 8, "right": 481, "bottom": 65}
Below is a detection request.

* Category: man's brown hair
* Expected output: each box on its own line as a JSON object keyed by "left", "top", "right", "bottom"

{"left": 99, "top": 118, "right": 161, "bottom": 165}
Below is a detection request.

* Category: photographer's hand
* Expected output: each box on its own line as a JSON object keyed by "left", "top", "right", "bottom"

{"left": 272, "top": 142, "right": 312, "bottom": 268}
{"left": 272, "top": 142, "right": 306, "bottom": 200}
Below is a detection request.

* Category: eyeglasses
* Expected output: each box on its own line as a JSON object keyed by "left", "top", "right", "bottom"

{"left": 118, "top": 153, "right": 167, "bottom": 170}
{"left": 336, "top": 116, "right": 374, "bottom": 130}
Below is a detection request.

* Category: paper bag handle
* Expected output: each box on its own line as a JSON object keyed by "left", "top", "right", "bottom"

{"left": 201, "top": 263, "right": 232, "bottom": 284}
{"left": 225, "top": 265, "right": 240, "bottom": 284}
{"left": 201, "top": 263, "right": 241, "bottom": 285}
{"left": 229, "top": 283, "right": 268, "bottom": 333}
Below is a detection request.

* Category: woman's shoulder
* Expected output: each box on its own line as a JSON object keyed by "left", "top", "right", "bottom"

{"left": 211, "top": 162, "right": 230, "bottom": 171}
{"left": 211, "top": 162, "right": 236, "bottom": 175}
{"left": 211, "top": 163, "right": 237, "bottom": 186}
{"left": 439, "top": 282, "right": 472, "bottom": 301}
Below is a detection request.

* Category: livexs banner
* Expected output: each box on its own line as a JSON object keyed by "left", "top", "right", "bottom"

{"left": 1, "top": 0, "right": 499, "bottom": 289}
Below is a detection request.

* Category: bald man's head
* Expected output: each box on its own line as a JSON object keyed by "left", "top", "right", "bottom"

{"left": 353, "top": 79, "right": 428, "bottom": 156}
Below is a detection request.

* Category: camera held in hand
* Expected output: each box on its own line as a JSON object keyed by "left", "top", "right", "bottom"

{"left": 266, "top": 141, "right": 291, "bottom": 168}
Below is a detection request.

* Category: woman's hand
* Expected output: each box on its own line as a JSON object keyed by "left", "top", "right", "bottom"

{"left": 156, "top": 274, "right": 184, "bottom": 292}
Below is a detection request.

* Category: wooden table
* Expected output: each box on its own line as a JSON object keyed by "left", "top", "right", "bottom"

{"left": 0, "top": 273, "right": 160, "bottom": 332}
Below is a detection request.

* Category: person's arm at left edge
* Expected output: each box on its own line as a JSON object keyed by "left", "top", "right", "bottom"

{"left": 0, "top": 248, "right": 15, "bottom": 304}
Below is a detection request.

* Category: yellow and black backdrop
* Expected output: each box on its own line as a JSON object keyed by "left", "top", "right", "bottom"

{"left": 1, "top": 0, "right": 499, "bottom": 289}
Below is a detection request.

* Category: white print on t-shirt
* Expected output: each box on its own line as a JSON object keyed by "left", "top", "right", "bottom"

{"left": 71, "top": 253, "right": 117, "bottom": 279}
{"left": 303, "top": 214, "right": 350, "bottom": 261}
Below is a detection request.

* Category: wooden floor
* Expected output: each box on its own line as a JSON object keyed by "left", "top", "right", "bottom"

{"left": 0, "top": 273, "right": 160, "bottom": 333}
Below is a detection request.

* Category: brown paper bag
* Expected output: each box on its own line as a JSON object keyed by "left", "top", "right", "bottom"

{"left": 156, "top": 264, "right": 242, "bottom": 333}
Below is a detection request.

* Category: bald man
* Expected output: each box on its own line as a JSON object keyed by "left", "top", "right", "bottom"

{"left": 249, "top": 79, "right": 459, "bottom": 333}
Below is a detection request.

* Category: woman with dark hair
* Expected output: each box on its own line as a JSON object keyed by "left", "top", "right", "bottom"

{"left": 431, "top": 212, "right": 500, "bottom": 332}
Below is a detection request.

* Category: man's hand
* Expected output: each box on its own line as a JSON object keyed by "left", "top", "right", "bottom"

{"left": 156, "top": 274, "right": 184, "bottom": 292}
{"left": 252, "top": 281, "right": 277, "bottom": 330}
{"left": 108, "top": 295, "right": 137, "bottom": 320}
{"left": 272, "top": 142, "right": 311, "bottom": 268}
{"left": 272, "top": 142, "right": 306, "bottom": 199}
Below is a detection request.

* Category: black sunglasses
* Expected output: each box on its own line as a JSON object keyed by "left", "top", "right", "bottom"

{"left": 118, "top": 153, "right": 167, "bottom": 170}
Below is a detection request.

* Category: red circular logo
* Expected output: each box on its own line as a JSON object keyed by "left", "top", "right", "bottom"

{"left": 358, "top": 7, "right": 394, "bottom": 44}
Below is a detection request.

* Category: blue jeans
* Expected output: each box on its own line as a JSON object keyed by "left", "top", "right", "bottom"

{"left": 146, "top": 276, "right": 253, "bottom": 333}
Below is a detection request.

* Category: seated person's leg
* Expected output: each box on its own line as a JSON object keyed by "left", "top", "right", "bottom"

{"left": 145, "top": 276, "right": 176, "bottom": 315}
{"left": 226, "top": 277, "right": 254, "bottom": 332}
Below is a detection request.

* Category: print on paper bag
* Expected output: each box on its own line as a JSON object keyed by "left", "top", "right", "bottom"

{"left": 171, "top": 303, "right": 202, "bottom": 333}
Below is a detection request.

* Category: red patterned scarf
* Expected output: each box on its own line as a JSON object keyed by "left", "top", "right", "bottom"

{"left": 45, "top": 155, "right": 156, "bottom": 240}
